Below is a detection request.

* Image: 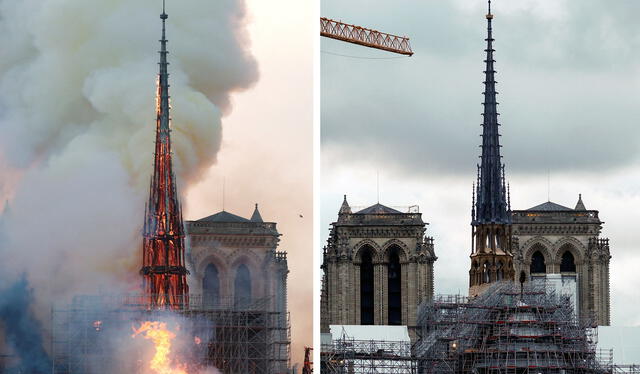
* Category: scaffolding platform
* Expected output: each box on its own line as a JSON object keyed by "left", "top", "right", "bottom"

{"left": 414, "top": 282, "right": 605, "bottom": 374}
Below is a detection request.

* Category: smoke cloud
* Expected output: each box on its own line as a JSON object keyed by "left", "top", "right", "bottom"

{"left": 0, "top": 0, "right": 258, "bottom": 367}
{"left": 0, "top": 275, "right": 51, "bottom": 373}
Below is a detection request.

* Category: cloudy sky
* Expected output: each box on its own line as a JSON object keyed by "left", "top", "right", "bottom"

{"left": 321, "top": 0, "right": 640, "bottom": 344}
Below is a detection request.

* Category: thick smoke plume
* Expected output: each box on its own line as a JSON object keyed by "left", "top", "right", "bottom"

{"left": 0, "top": 275, "right": 51, "bottom": 373}
{"left": 0, "top": 0, "right": 258, "bottom": 368}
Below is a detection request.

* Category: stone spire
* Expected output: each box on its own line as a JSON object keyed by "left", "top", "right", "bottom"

{"left": 140, "top": 1, "right": 190, "bottom": 310}
{"left": 339, "top": 194, "right": 352, "bottom": 214}
{"left": 474, "top": 0, "right": 509, "bottom": 226}
{"left": 575, "top": 194, "right": 586, "bottom": 211}
{"left": 251, "top": 203, "right": 264, "bottom": 222}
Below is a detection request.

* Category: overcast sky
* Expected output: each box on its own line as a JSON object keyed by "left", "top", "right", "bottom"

{"left": 321, "top": 0, "right": 640, "bottom": 357}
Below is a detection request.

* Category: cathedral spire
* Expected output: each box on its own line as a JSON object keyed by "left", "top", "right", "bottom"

{"left": 141, "top": 2, "right": 189, "bottom": 310}
{"left": 474, "top": 0, "right": 509, "bottom": 225}
{"left": 469, "top": 0, "right": 515, "bottom": 297}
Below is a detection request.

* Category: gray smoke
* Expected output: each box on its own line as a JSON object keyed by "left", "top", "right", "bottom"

{"left": 0, "top": 275, "right": 51, "bottom": 373}
{"left": 0, "top": 0, "right": 258, "bottom": 367}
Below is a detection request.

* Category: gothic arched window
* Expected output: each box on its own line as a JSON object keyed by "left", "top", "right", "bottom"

{"left": 387, "top": 247, "right": 402, "bottom": 325}
{"left": 234, "top": 264, "right": 252, "bottom": 308}
{"left": 482, "top": 262, "right": 490, "bottom": 284}
{"left": 203, "top": 263, "right": 220, "bottom": 308}
{"left": 497, "top": 261, "right": 504, "bottom": 281}
{"left": 360, "top": 247, "right": 375, "bottom": 325}
{"left": 560, "top": 251, "right": 576, "bottom": 272}
{"left": 530, "top": 250, "right": 546, "bottom": 274}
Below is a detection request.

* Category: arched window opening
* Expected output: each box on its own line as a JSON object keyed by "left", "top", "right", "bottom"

{"left": 482, "top": 262, "right": 490, "bottom": 284}
{"left": 560, "top": 251, "right": 576, "bottom": 272}
{"left": 388, "top": 248, "right": 402, "bottom": 325}
{"left": 360, "top": 247, "right": 375, "bottom": 325}
{"left": 234, "top": 264, "right": 252, "bottom": 308}
{"left": 203, "top": 263, "right": 220, "bottom": 308}
{"left": 473, "top": 261, "right": 480, "bottom": 284}
{"left": 530, "top": 250, "right": 546, "bottom": 274}
{"left": 497, "top": 261, "right": 504, "bottom": 281}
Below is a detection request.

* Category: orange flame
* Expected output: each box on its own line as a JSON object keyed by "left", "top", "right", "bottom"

{"left": 132, "top": 321, "right": 188, "bottom": 374}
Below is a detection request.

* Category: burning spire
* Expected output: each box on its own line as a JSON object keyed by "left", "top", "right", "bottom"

{"left": 140, "top": 1, "right": 189, "bottom": 310}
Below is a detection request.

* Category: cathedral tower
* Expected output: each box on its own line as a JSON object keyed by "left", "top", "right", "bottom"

{"left": 321, "top": 197, "right": 436, "bottom": 340}
{"left": 140, "top": 3, "right": 189, "bottom": 309}
{"left": 469, "top": 0, "right": 515, "bottom": 297}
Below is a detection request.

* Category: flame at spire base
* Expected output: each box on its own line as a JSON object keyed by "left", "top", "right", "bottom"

{"left": 132, "top": 321, "right": 189, "bottom": 374}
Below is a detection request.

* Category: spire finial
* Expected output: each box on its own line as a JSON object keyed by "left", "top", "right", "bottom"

{"left": 160, "top": 0, "right": 169, "bottom": 19}
{"left": 487, "top": 0, "right": 493, "bottom": 19}
{"left": 251, "top": 203, "right": 263, "bottom": 222}
{"left": 339, "top": 194, "right": 352, "bottom": 214}
{"left": 575, "top": 193, "right": 586, "bottom": 211}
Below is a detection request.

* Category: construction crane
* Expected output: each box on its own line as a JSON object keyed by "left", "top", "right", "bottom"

{"left": 302, "top": 346, "right": 313, "bottom": 374}
{"left": 320, "top": 17, "right": 413, "bottom": 56}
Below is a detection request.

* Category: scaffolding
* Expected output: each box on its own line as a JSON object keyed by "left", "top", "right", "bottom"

{"left": 52, "top": 294, "right": 290, "bottom": 374}
{"left": 321, "top": 334, "right": 415, "bottom": 373}
{"left": 414, "top": 282, "right": 605, "bottom": 374}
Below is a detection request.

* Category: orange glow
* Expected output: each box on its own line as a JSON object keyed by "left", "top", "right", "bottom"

{"left": 132, "top": 321, "right": 188, "bottom": 374}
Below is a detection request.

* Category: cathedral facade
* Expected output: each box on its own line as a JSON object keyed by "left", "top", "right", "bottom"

{"left": 320, "top": 196, "right": 437, "bottom": 338}
{"left": 511, "top": 196, "right": 611, "bottom": 326}
{"left": 185, "top": 204, "right": 289, "bottom": 318}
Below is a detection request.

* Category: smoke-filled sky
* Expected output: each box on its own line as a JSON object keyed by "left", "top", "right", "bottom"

{"left": 321, "top": 0, "right": 640, "bottom": 357}
{"left": 0, "top": 0, "right": 311, "bottom": 369}
{"left": 186, "top": 0, "right": 313, "bottom": 366}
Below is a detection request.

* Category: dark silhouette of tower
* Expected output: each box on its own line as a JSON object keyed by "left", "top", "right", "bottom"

{"left": 469, "top": 0, "right": 514, "bottom": 297}
{"left": 140, "top": 2, "right": 189, "bottom": 309}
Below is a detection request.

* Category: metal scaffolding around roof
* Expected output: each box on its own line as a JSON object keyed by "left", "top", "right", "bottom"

{"left": 321, "top": 335, "right": 415, "bottom": 373}
{"left": 413, "top": 282, "right": 605, "bottom": 374}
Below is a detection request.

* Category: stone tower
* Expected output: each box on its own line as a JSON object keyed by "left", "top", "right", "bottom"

{"left": 511, "top": 195, "right": 611, "bottom": 325}
{"left": 140, "top": 4, "right": 189, "bottom": 310}
{"left": 185, "top": 204, "right": 288, "bottom": 317}
{"left": 320, "top": 196, "right": 437, "bottom": 339}
{"left": 468, "top": 0, "right": 515, "bottom": 298}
